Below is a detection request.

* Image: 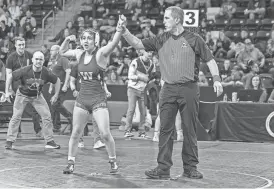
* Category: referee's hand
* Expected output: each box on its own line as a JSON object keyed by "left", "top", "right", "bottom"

{"left": 213, "top": 81, "right": 223, "bottom": 97}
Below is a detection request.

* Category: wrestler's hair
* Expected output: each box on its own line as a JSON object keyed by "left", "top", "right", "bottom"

{"left": 79, "top": 28, "right": 100, "bottom": 47}
{"left": 166, "top": 6, "right": 184, "bottom": 24}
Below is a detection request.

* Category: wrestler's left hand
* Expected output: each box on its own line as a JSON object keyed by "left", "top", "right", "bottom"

{"left": 50, "top": 94, "right": 58, "bottom": 105}
{"left": 213, "top": 81, "right": 223, "bottom": 97}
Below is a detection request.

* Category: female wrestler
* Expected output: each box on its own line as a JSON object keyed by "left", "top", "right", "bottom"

{"left": 60, "top": 18, "right": 124, "bottom": 174}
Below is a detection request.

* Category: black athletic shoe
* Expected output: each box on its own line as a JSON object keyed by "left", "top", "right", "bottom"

{"left": 145, "top": 167, "right": 170, "bottom": 179}
{"left": 183, "top": 169, "right": 203, "bottom": 179}
{"left": 45, "top": 140, "right": 61, "bottom": 149}
{"left": 5, "top": 141, "right": 13, "bottom": 150}
{"left": 109, "top": 159, "right": 118, "bottom": 174}
{"left": 63, "top": 160, "right": 75, "bottom": 174}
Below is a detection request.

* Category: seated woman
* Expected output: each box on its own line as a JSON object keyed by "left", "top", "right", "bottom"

{"left": 246, "top": 75, "right": 268, "bottom": 102}
{"left": 105, "top": 69, "right": 124, "bottom": 85}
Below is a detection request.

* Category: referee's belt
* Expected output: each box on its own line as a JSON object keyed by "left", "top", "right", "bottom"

{"left": 165, "top": 80, "right": 197, "bottom": 85}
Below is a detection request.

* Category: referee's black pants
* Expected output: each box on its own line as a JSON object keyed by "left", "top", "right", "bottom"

{"left": 157, "top": 82, "right": 199, "bottom": 171}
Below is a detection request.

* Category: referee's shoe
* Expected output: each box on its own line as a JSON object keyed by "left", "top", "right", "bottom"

{"left": 145, "top": 167, "right": 170, "bottom": 179}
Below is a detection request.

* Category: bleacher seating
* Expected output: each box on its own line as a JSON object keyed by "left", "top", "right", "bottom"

{"left": 229, "top": 18, "right": 245, "bottom": 31}
{"left": 29, "top": 0, "right": 58, "bottom": 28}
{"left": 245, "top": 19, "right": 261, "bottom": 31}
{"left": 261, "top": 19, "right": 274, "bottom": 31}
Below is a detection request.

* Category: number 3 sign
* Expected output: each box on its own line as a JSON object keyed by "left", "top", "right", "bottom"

{"left": 183, "top": 10, "right": 199, "bottom": 27}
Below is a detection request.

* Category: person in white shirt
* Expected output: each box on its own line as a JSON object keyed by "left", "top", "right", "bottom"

{"left": 124, "top": 50, "right": 154, "bottom": 138}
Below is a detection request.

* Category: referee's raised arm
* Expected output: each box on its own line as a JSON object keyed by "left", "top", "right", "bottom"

{"left": 118, "top": 15, "right": 148, "bottom": 51}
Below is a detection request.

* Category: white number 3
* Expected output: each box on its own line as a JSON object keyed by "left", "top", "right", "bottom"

{"left": 183, "top": 10, "right": 199, "bottom": 27}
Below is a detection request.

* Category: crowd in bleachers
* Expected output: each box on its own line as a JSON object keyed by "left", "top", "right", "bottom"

{"left": 0, "top": 0, "right": 64, "bottom": 67}
{"left": 45, "top": 0, "right": 273, "bottom": 97}
{"left": 0, "top": 0, "right": 273, "bottom": 103}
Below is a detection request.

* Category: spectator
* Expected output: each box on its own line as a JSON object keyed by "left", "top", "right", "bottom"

{"left": 213, "top": 31, "right": 231, "bottom": 58}
{"left": 0, "top": 58, "right": 4, "bottom": 81}
{"left": 99, "top": 15, "right": 116, "bottom": 36}
{"left": 241, "top": 61, "right": 260, "bottom": 89}
{"left": 125, "top": 0, "right": 141, "bottom": 10}
{"left": 20, "top": 0, "right": 31, "bottom": 15}
{"left": 122, "top": 46, "right": 138, "bottom": 58}
{"left": 41, "top": 44, "right": 50, "bottom": 67}
{"left": 5, "top": 10, "right": 16, "bottom": 35}
{"left": 49, "top": 21, "right": 76, "bottom": 42}
{"left": 96, "top": 3, "right": 109, "bottom": 19}
{"left": 227, "top": 28, "right": 249, "bottom": 59}
{"left": 221, "top": 66, "right": 244, "bottom": 87}
{"left": 246, "top": 75, "right": 268, "bottom": 102}
{"left": 131, "top": 0, "right": 145, "bottom": 21}
{"left": 198, "top": 71, "right": 209, "bottom": 86}
{"left": 244, "top": 0, "right": 266, "bottom": 20}
{"left": 180, "top": 0, "right": 194, "bottom": 9}
{"left": 19, "top": 10, "right": 36, "bottom": 40}
{"left": 0, "top": 35, "right": 13, "bottom": 63}
{"left": 8, "top": 0, "right": 20, "bottom": 24}
{"left": 136, "top": 19, "right": 156, "bottom": 39}
{"left": 105, "top": 70, "right": 124, "bottom": 85}
{"left": 219, "top": 59, "right": 232, "bottom": 80}
{"left": 91, "top": 19, "right": 100, "bottom": 31}
{"left": 75, "top": 16, "right": 85, "bottom": 32}
{"left": 117, "top": 54, "right": 130, "bottom": 83}
{"left": 57, "top": 28, "right": 71, "bottom": 46}
{"left": 0, "top": 0, "right": 8, "bottom": 10}
{"left": 150, "top": 0, "right": 167, "bottom": 16}
{"left": 0, "top": 20, "right": 9, "bottom": 39}
{"left": 0, "top": 7, "right": 7, "bottom": 24}
{"left": 194, "top": 0, "right": 211, "bottom": 8}
{"left": 265, "top": 30, "right": 274, "bottom": 58}
{"left": 237, "top": 38, "right": 265, "bottom": 73}
{"left": 215, "top": 0, "right": 237, "bottom": 20}
{"left": 267, "top": 88, "right": 274, "bottom": 103}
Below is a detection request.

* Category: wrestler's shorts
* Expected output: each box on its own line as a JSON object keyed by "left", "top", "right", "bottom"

{"left": 75, "top": 94, "right": 107, "bottom": 114}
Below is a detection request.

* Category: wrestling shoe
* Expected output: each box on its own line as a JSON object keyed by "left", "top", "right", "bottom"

{"left": 5, "top": 141, "right": 13, "bottom": 150}
{"left": 124, "top": 131, "right": 134, "bottom": 137}
{"left": 152, "top": 132, "right": 159, "bottom": 142}
{"left": 109, "top": 159, "right": 118, "bottom": 174}
{"left": 183, "top": 169, "right": 203, "bottom": 179}
{"left": 93, "top": 140, "right": 105, "bottom": 149}
{"left": 145, "top": 167, "right": 170, "bottom": 179}
{"left": 63, "top": 160, "right": 75, "bottom": 174}
{"left": 45, "top": 140, "right": 61, "bottom": 149}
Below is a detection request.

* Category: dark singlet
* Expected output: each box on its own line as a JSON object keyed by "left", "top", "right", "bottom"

{"left": 76, "top": 51, "right": 106, "bottom": 104}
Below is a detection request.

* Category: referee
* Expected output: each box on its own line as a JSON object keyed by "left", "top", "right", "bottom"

{"left": 119, "top": 6, "right": 223, "bottom": 179}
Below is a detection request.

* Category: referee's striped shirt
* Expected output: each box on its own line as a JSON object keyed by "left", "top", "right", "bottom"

{"left": 141, "top": 30, "right": 214, "bottom": 84}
